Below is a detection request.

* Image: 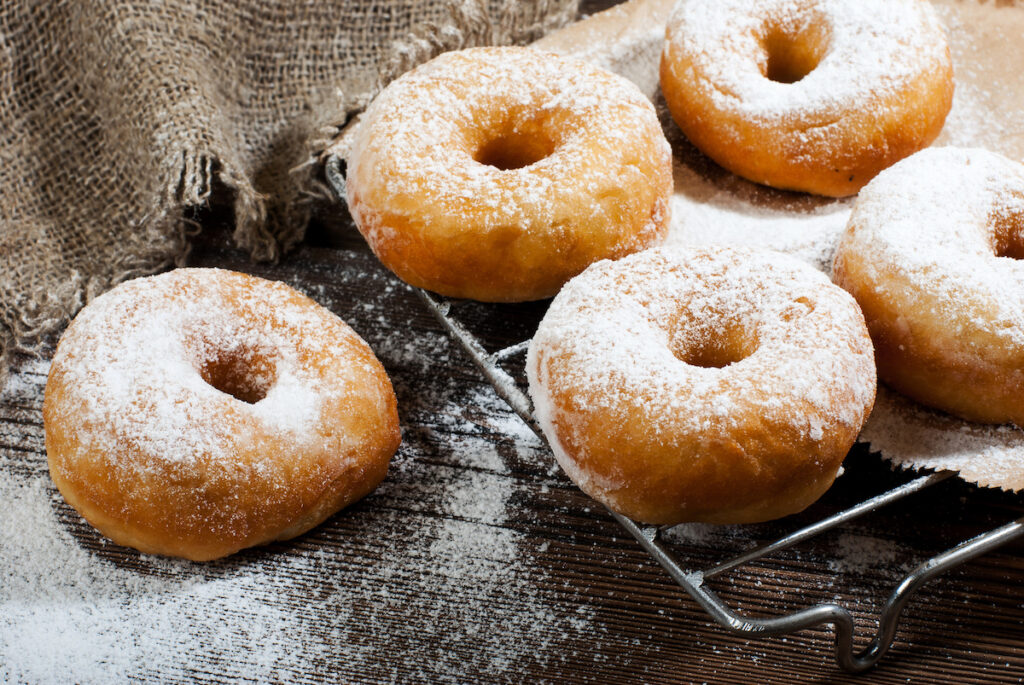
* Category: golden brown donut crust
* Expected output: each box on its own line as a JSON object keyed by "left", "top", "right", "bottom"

{"left": 528, "top": 247, "right": 876, "bottom": 525}
{"left": 44, "top": 269, "right": 400, "bottom": 561}
{"left": 346, "top": 46, "right": 673, "bottom": 302}
{"left": 660, "top": 0, "right": 954, "bottom": 197}
{"left": 833, "top": 147, "right": 1024, "bottom": 426}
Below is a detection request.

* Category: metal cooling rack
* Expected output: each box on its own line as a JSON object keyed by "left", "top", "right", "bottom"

{"left": 416, "top": 287, "right": 1024, "bottom": 673}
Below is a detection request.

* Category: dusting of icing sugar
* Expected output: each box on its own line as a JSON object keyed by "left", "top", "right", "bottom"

{"left": 835, "top": 146, "right": 1024, "bottom": 348}
{"left": 2, "top": 337, "right": 597, "bottom": 682}
{"left": 346, "top": 45, "right": 671, "bottom": 253}
{"left": 834, "top": 147, "right": 1024, "bottom": 489}
{"left": 664, "top": 0, "right": 950, "bottom": 124}
{"left": 863, "top": 387, "right": 1024, "bottom": 492}
{"left": 538, "top": 16, "right": 666, "bottom": 102}
{"left": 661, "top": 521, "right": 736, "bottom": 548}
{"left": 932, "top": 2, "right": 1023, "bottom": 156}
{"left": 664, "top": 147, "right": 854, "bottom": 272}
{"left": 527, "top": 246, "right": 876, "bottom": 495}
{"left": 941, "top": 78, "right": 1010, "bottom": 153}
{"left": 825, "top": 532, "right": 912, "bottom": 575}
{"left": 42, "top": 267, "right": 403, "bottom": 554}
{"left": 661, "top": 519, "right": 916, "bottom": 577}
{"left": 47, "top": 269, "right": 341, "bottom": 472}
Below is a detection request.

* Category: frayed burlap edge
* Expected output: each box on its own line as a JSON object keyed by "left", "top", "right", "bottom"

{"left": 0, "top": 0, "right": 579, "bottom": 389}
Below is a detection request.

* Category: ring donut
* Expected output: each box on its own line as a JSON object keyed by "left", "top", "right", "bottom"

{"left": 528, "top": 246, "right": 876, "bottom": 524}
{"left": 833, "top": 147, "right": 1024, "bottom": 426}
{"left": 44, "top": 268, "right": 401, "bottom": 561}
{"left": 660, "top": 0, "right": 954, "bottom": 197}
{"left": 346, "top": 46, "right": 673, "bottom": 302}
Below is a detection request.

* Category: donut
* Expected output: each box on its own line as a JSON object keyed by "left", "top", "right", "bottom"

{"left": 43, "top": 268, "right": 401, "bottom": 561}
{"left": 527, "top": 246, "right": 876, "bottom": 525}
{"left": 833, "top": 147, "right": 1024, "bottom": 426}
{"left": 346, "top": 46, "right": 673, "bottom": 302}
{"left": 659, "top": 0, "right": 954, "bottom": 197}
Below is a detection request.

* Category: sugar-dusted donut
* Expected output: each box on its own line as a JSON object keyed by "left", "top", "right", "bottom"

{"left": 44, "top": 268, "right": 401, "bottom": 561}
{"left": 660, "top": 0, "right": 954, "bottom": 197}
{"left": 346, "top": 46, "right": 673, "bottom": 302}
{"left": 527, "top": 246, "right": 876, "bottom": 525}
{"left": 833, "top": 147, "right": 1024, "bottom": 426}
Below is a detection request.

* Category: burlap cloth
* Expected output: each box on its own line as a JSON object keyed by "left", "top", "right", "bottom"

{"left": 0, "top": 0, "right": 578, "bottom": 385}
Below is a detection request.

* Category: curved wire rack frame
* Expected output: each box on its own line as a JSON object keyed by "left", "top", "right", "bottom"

{"left": 325, "top": 154, "right": 1024, "bottom": 672}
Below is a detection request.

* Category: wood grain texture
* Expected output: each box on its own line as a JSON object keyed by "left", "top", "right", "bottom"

{"left": 3, "top": 2, "right": 1024, "bottom": 682}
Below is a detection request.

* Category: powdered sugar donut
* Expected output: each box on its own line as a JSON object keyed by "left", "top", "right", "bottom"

{"left": 527, "top": 246, "right": 876, "bottom": 525}
{"left": 346, "top": 46, "right": 673, "bottom": 302}
{"left": 44, "top": 268, "right": 401, "bottom": 561}
{"left": 660, "top": 0, "right": 954, "bottom": 197}
{"left": 833, "top": 147, "right": 1024, "bottom": 426}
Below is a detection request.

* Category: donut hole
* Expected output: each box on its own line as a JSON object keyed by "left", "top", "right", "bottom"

{"left": 474, "top": 127, "right": 556, "bottom": 171}
{"left": 195, "top": 340, "right": 278, "bottom": 404}
{"left": 995, "top": 237, "right": 1024, "bottom": 261}
{"left": 762, "top": 24, "right": 830, "bottom": 84}
{"left": 673, "top": 325, "right": 758, "bottom": 369}
{"left": 992, "top": 205, "right": 1024, "bottom": 260}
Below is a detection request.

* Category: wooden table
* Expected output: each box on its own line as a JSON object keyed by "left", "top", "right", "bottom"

{"left": 3, "top": 2, "right": 1023, "bottom": 682}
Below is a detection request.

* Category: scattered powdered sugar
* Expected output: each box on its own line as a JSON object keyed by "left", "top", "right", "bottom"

{"left": 346, "top": 45, "right": 671, "bottom": 258}
{"left": 836, "top": 146, "right": 1024, "bottom": 347}
{"left": 43, "top": 268, "right": 403, "bottom": 551}
{"left": 662, "top": 523, "right": 915, "bottom": 576}
{"left": 1, "top": 332, "right": 596, "bottom": 681}
{"left": 862, "top": 387, "right": 1024, "bottom": 492}
{"left": 825, "top": 533, "right": 912, "bottom": 575}
{"left": 664, "top": 0, "right": 949, "bottom": 125}
{"left": 527, "top": 246, "right": 875, "bottom": 499}
{"left": 662, "top": 521, "right": 742, "bottom": 547}
{"left": 49, "top": 269, "right": 343, "bottom": 469}
{"left": 933, "top": 1, "right": 1024, "bottom": 155}
{"left": 536, "top": 7, "right": 667, "bottom": 102}
{"left": 461, "top": 384, "right": 552, "bottom": 467}
{"left": 941, "top": 78, "right": 1010, "bottom": 152}
{"left": 833, "top": 148, "right": 1024, "bottom": 492}
{"left": 664, "top": 152, "right": 853, "bottom": 271}
{"left": 0, "top": 474, "right": 334, "bottom": 682}
{"left": 0, "top": 458, "right": 579, "bottom": 683}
